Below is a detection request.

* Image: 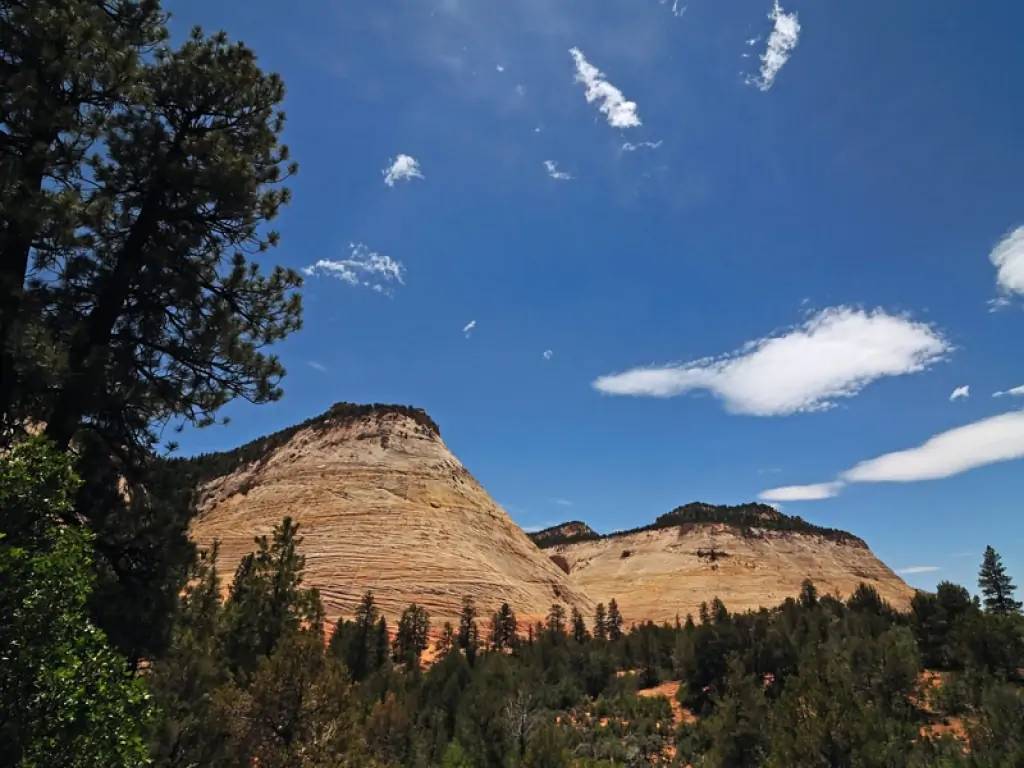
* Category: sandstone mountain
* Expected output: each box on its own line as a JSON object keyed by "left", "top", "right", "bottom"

{"left": 530, "top": 502, "right": 914, "bottom": 625}
{"left": 186, "top": 403, "right": 592, "bottom": 628}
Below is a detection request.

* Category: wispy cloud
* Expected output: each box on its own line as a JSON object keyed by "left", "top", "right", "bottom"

{"left": 569, "top": 47, "right": 641, "bottom": 129}
{"left": 897, "top": 566, "right": 941, "bottom": 575}
{"left": 622, "top": 140, "right": 663, "bottom": 152}
{"left": 551, "top": 498, "right": 573, "bottom": 507}
{"left": 382, "top": 154, "right": 424, "bottom": 187}
{"left": 659, "top": 0, "right": 687, "bottom": 18}
{"left": 746, "top": 1, "right": 801, "bottom": 92}
{"left": 543, "top": 349, "right": 554, "bottom": 361}
{"left": 843, "top": 410, "right": 1024, "bottom": 483}
{"left": 949, "top": 385, "right": 970, "bottom": 402}
{"left": 759, "top": 482, "right": 844, "bottom": 502}
{"left": 761, "top": 409, "right": 1024, "bottom": 500}
{"left": 307, "top": 361, "right": 328, "bottom": 373}
{"left": 594, "top": 307, "right": 949, "bottom": 416}
{"left": 303, "top": 243, "right": 405, "bottom": 294}
{"left": 543, "top": 160, "right": 573, "bottom": 181}
{"left": 462, "top": 319, "right": 477, "bottom": 338}
{"left": 994, "top": 385, "right": 1024, "bottom": 398}
{"left": 495, "top": 64, "right": 505, "bottom": 72}
{"left": 990, "top": 226, "right": 1024, "bottom": 299}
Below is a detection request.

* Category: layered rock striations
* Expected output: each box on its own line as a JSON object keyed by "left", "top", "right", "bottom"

{"left": 187, "top": 403, "right": 593, "bottom": 627}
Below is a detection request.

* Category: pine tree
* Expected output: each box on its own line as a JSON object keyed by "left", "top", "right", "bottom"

{"left": 344, "top": 590, "right": 379, "bottom": 681}
{"left": 0, "top": 0, "right": 166, "bottom": 423}
{"left": 607, "top": 599, "right": 624, "bottom": 641}
{"left": 490, "top": 602, "right": 518, "bottom": 651}
{"left": 216, "top": 632, "right": 368, "bottom": 767}
{"left": 979, "top": 546, "right": 1022, "bottom": 615}
{"left": 457, "top": 595, "right": 477, "bottom": 652}
{"left": 1, "top": 6, "right": 302, "bottom": 661}
{"left": 393, "top": 603, "right": 430, "bottom": 669}
{"left": 799, "top": 579, "right": 819, "bottom": 608}
{"left": 221, "top": 517, "right": 318, "bottom": 678}
{"left": 546, "top": 604, "right": 567, "bottom": 639}
{"left": 373, "top": 616, "right": 390, "bottom": 673}
{"left": 571, "top": 607, "right": 590, "bottom": 643}
{"left": 593, "top": 603, "right": 608, "bottom": 641}
{"left": 435, "top": 622, "right": 456, "bottom": 657}
{"left": 150, "top": 544, "right": 229, "bottom": 767}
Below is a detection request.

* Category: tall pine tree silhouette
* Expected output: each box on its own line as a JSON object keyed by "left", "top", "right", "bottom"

{"left": 978, "top": 546, "right": 1022, "bottom": 615}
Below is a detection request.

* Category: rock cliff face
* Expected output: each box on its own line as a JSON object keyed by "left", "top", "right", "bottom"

{"left": 188, "top": 403, "right": 592, "bottom": 628}
{"left": 531, "top": 504, "right": 914, "bottom": 625}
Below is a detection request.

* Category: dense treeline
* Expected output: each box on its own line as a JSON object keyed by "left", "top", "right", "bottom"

{"left": 144, "top": 516, "right": 1022, "bottom": 768}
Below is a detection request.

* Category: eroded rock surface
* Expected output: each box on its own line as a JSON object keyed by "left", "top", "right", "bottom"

{"left": 189, "top": 404, "right": 592, "bottom": 627}
{"left": 537, "top": 511, "right": 913, "bottom": 625}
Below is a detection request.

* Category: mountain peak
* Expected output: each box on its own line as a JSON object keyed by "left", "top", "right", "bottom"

{"left": 187, "top": 402, "right": 591, "bottom": 627}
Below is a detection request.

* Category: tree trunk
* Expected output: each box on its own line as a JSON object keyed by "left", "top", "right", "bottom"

{"left": 44, "top": 202, "right": 157, "bottom": 447}
{"left": 0, "top": 151, "right": 48, "bottom": 425}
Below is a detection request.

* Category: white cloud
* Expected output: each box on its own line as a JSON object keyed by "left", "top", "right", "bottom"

{"left": 496, "top": 64, "right": 505, "bottom": 72}
{"left": 990, "top": 226, "right": 1024, "bottom": 297}
{"left": 622, "top": 140, "right": 663, "bottom": 152}
{"left": 759, "top": 481, "right": 844, "bottom": 502}
{"left": 551, "top": 498, "right": 573, "bottom": 507}
{"left": 543, "top": 349, "right": 554, "bottom": 361}
{"left": 760, "top": 409, "right": 1024, "bottom": 500}
{"left": 569, "top": 47, "right": 641, "bottom": 129}
{"left": 842, "top": 410, "right": 1024, "bottom": 483}
{"left": 746, "top": 1, "right": 801, "bottom": 92}
{"left": 543, "top": 160, "right": 573, "bottom": 181}
{"left": 307, "top": 361, "right": 327, "bottom": 373}
{"left": 994, "top": 385, "right": 1024, "bottom": 398}
{"left": 593, "top": 307, "right": 949, "bottom": 416}
{"left": 949, "top": 385, "right": 970, "bottom": 402}
{"left": 303, "top": 243, "right": 405, "bottom": 294}
{"left": 897, "top": 566, "right": 941, "bottom": 575}
{"left": 382, "top": 154, "right": 424, "bottom": 187}
{"left": 462, "top": 319, "right": 477, "bottom": 338}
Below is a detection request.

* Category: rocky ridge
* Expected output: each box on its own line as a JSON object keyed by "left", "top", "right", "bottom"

{"left": 531, "top": 503, "right": 914, "bottom": 625}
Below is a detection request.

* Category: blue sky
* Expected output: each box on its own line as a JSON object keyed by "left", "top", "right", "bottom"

{"left": 169, "top": 1, "right": 1024, "bottom": 594}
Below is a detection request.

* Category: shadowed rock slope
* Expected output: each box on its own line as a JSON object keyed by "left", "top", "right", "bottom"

{"left": 187, "top": 403, "right": 592, "bottom": 627}
{"left": 530, "top": 503, "right": 914, "bottom": 624}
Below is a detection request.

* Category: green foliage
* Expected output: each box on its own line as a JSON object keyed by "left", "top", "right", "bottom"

{"left": 140, "top": 518, "right": 1024, "bottom": 768}
{"left": 978, "top": 545, "right": 1022, "bottom": 615}
{"left": 215, "top": 632, "right": 369, "bottom": 768}
{"left": 0, "top": 0, "right": 166, "bottom": 426}
{"left": 489, "top": 601, "right": 519, "bottom": 651}
{"left": 606, "top": 598, "right": 623, "bottom": 641}
{"left": 149, "top": 517, "right": 373, "bottom": 767}
{"left": 2, "top": 0, "right": 306, "bottom": 661}
{"left": 148, "top": 544, "right": 230, "bottom": 768}
{"left": 439, "top": 740, "right": 475, "bottom": 768}
{"left": 329, "top": 590, "right": 391, "bottom": 682}
{"left": 593, "top": 602, "right": 608, "bottom": 641}
{"left": 0, "top": 440, "right": 152, "bottom": 768}
{"left": 221, "top": 517, "right": 320, "bottom": 679}
{"left": 394, "top": 603, "right": 431, "bottom": 669}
